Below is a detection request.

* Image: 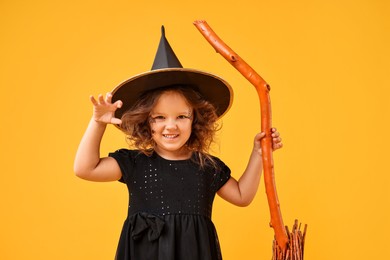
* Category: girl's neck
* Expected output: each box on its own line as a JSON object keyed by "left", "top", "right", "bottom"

{"left": 154, "top": 147, "right": 193, "bottom": 161}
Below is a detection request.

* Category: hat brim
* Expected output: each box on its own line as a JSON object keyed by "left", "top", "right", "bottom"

{"left": 111, "top": 68, "right": 233, "bottom": 121}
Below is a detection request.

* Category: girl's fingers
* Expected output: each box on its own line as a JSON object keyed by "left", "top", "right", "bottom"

{"left": 111, "top": 118, "right": 122, "bottom": 125}
{"left": 106, "top": 92, "right": 113, "bottom": 103}
{"left": 92, "top": 93, "right": 120, "bottom": 107}
{"left": 98, "top": 94, "right": 105, "bottom": 104}
{"left": 273, "top": 137, "right": 283, "bottom": 150}
{"left": 271, "top": 127, "right": 283, "bottom": 150}
{"left": 114, "top": 100, "right": 123, "bottom": 108}
{"left": 274, "top": 143, "right": 283, "bottom": 149}
{"left": 273, "top": 137, "right": 282, "bottom": 142}
{"left": 90, "top": 95, "right": 98, "bottom": 105}
{"left": 255, "top": 132, "right": 266, "bottom": 140}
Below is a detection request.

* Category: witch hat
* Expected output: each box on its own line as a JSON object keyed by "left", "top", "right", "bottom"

{"left": 151, "top": 26, "right": 182, "bottom": 70}
{"left": 111, "top": 26, "right": 233, "bottom": 122}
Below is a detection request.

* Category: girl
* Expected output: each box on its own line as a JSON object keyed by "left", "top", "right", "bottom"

{"left": 74, "top": 27, "right": 282, "bottom": 260}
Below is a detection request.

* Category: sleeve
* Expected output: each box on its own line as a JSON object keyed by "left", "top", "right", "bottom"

{"left": 108, "top": 149, "right": 136, "bottom": 183}
{"left": 213, "top": 157, "right": 231, "bottom": 191}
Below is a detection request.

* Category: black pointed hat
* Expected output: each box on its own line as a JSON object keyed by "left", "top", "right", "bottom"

{"left": 111, "top": 26, "right": 233, "bottom": 121}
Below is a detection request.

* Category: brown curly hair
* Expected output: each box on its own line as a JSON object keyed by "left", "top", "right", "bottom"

{"left": 120, "top": 85, "right": 220, "bottom": 168}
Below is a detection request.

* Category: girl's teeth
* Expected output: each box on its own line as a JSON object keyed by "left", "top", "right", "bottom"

{"left": 164, "top": 134, "right": 177, "bottom": 138}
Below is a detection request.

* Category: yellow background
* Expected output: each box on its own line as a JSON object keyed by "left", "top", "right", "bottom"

{"left": 1, "top": 0, "right": 389, "bottom": 259}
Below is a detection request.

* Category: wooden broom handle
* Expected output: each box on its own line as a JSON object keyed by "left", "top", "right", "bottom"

{"left": 193, "top": 20, "right": 289, "bottom": 251}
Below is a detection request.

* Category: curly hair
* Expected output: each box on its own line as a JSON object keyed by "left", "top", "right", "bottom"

{"left": 119, "top": 85, "right": 220, "bottom": 168}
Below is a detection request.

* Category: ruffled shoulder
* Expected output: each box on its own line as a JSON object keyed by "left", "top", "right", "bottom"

{"left": 208, "top": 156, "right": 231, "bottom": 192}
{"left": 109, "top": 149, "right": 142, "bottom": 183}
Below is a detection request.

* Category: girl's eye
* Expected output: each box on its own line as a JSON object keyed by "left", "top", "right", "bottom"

{"left": 177, "top": 115, "right": 190, "bottom": 120}
{"left": 150, "top": 116, "right": 165, "bottom": 123}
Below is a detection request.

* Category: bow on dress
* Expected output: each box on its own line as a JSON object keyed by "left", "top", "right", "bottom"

{"left": 129, "top": 212, "right": 165, "bottom": 242}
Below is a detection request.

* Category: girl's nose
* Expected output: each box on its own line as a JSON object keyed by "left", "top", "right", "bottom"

{"left": 165, "top": 118, "right": 178, "bottom": 129}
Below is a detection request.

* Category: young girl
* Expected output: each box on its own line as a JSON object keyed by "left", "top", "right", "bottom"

{"left": 74, "top": 27, "right": 282, "bottom": 260}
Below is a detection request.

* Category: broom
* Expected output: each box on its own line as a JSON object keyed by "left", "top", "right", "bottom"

{"left": 193, "top": 20, "right": 307, "bottom": 260}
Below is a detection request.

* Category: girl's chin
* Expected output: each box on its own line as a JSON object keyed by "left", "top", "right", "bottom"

{"left": 155, "top": 145, "right": 191, "bottom": 157}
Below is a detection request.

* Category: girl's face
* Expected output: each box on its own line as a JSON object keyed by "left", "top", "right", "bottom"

{"left": 149, "top": 91, "right": 193, "bottom": 160}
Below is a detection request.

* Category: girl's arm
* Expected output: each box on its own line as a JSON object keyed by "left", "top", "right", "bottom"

{"left": 217, "top": 128, "right": 282, "bottom": 206}
{"left": 73, "top": 93, "right": 123, "bottom": 182}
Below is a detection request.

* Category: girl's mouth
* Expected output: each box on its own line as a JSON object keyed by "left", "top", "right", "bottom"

{"left": 163, "top": 134, "right": 179, "bottom": 139}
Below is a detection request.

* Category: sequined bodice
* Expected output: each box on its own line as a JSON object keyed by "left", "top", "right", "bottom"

{"left": 109, "top": 149, "right": 230, "bottom": 219}
{"left": 127, "top": 154, "right": 217, "bottom": 218}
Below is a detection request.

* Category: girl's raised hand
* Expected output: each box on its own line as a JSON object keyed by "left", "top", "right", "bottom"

{"left": 90, "top": 93, "right": 123, "bottom": 125}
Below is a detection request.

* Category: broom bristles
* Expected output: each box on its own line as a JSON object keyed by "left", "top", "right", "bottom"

{"left": 272, "top": 220, "right": 307, "bottom": 260}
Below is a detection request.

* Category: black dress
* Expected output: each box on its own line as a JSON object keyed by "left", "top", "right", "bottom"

{"left": 109, "top": 149, "right": 231, "bottom": 260}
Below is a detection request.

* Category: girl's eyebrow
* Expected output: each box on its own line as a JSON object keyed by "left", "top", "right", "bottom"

{"left": 151, "top": 111, "right": 192, "bottom": 115}
{"left": 150, "top": 111, "right": 166, "bottom": 116}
